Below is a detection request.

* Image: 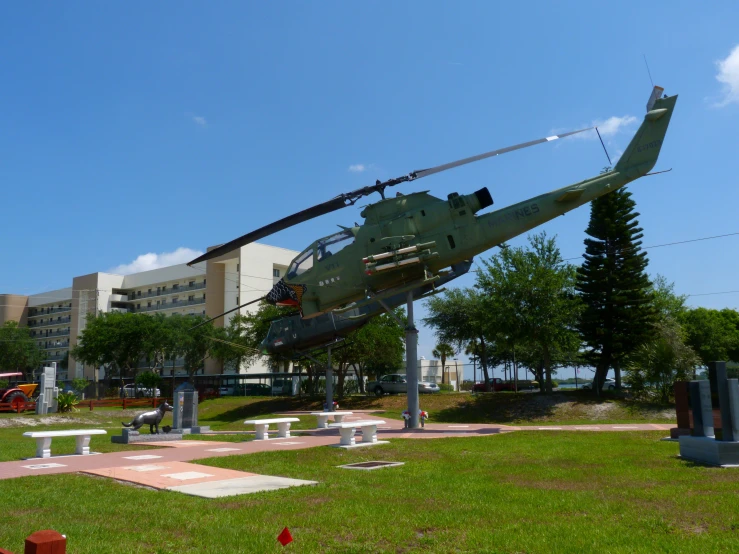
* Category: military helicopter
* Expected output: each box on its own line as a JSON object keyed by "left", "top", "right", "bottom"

{"left": 191, "top": 86, "right": 676, "bottom": 322}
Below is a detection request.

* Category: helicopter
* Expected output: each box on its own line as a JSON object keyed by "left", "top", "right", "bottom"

{"left": 191, "top": 86, "right": 677, "bottom": 321}
{"left": 260, "top": 260, "right": 472, "bottom": 357}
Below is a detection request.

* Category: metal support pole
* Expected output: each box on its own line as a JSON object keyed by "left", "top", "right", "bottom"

{"left": 406, "top": 291, "right": 420, "bottom": 428}
{"left": 326, "top": 346, "right": 334, "bottom": 412}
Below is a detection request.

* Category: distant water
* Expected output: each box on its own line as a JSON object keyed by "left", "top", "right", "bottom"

{"left": 557, "top": 383, "right": 585, "bottom": 390}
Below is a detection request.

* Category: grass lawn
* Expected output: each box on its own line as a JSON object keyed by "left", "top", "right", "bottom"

{"left": 1, "top": 432, "right": 737, "bottom": 553}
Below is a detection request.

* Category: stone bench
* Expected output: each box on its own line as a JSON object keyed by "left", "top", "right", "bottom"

{"left": 328, "top": 420, "right": 386, "bottom": 447}
{"left": 310, "top": 411, "right": 354, "bottom": 429}
{"left": 243, "top": 418, "right": 300, "bottom": 440}
{"left": 23, "top": 429, "right": 107, "bottom": 458}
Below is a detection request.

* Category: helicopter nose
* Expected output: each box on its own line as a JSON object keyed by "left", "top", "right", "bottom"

{"left": 266, "top": 279, "right": 304, "bottom": 307}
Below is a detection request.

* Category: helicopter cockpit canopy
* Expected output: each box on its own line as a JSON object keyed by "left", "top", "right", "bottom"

{"left": 316, "top": 229, "right": 354, "bottom": 261}
{"left": 287, "top": 247, "right": 314, "bottom": 279}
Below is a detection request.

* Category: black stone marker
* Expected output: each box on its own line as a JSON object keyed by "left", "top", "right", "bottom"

{"left": 708, "top": 361, "right": 735, "bottom": 442}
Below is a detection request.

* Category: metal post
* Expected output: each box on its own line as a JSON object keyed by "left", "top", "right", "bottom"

{"left": 406, "top": 291, "right": 420, "bottom": 428}
{"left": 326, "top": 346, "right": 334, "bottom": 412}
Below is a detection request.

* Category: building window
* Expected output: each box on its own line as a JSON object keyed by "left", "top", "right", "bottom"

{"left": 137, "top": 304, "right": 141, "bottom": 309}
{"left": 137, "top": 291, "right": 141, "bottom": 297}
{"left": 236, "top": 296, "right": 239, "bottom": 304}
{"left": 172, "top": 297, "right": 179, "bottom": 304}
{"left": 236, "top": 264, "right": 240, "bottom": 272}
{"left": 188, "top": 296, "right": 194, "bottom": 301}
{"left": 173, "top": 284, "right": 179, "bottom": 290}
{"left": 189, "top": 281, "right": 194, "bottom": 286}
{"left": 148, "top": 289, "right": 152, "bottom": 294}
{"left": 203, "top": 279, "right": 206, "bottom": 285}
{"left": 273, "top": 268, "right": 281, "bottom": 278}
{"left": 147, "top": 302, "right": 152, "bottom": 308}
{"left": 202, "top": 293, "right": 206, "bottom": 301}
{"left": 161, "top": 286, "right": 166, "bottom": 292}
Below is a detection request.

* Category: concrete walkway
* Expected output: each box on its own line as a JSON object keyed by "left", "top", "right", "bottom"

{"left": 0, "top": 414, "right": 673, "bottom": 481}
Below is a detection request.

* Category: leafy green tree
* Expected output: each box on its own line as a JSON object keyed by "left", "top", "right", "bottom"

{"left": 680, "top": 307, "right": 739, "bottom": 366}
{"left": 576, "top": 188, "right": 656, "bottom": 393}
{"left": 432, "top": 343, "right": 456, "bottom": 385}
{"left": 425, "top": 288, "right": 499, "bottom": 391}
{"left": 135, "top": 370, "right": 163, "bottom": 397}
{"left": 477, "top": 232, "right": 583, "bottom": 394}
{"left": 625, "top": 317, "right": 699, "bottom": 402}
{"left": 0, "top": 321, "right": 45, "bottom": 381}
{"left": 165, "top": 315, "right": 218, "bottom": 382}
{"left": 650, "top": 275, "right": 688, "bottom": 322}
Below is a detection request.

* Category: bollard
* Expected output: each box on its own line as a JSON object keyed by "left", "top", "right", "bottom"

{"left": 25, "top": 529, "right": 66, "bottom": 554}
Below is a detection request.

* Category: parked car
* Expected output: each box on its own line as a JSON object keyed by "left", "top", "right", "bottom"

{"left": 368, "top": 374, "right": 441, "bottom": 396}
{"left": 472, "top": 378, "right": 516, "bottom": 392}
{"left": 581, "top": 378, "right": 616, "bottom": 391}
{"left": 218, "top": 386, "right": 235, "bottom": 396}
{"left": 236, "top": 383, "right": 272, "bottom": 396}
{"left": 120, "top": 384, "right": 161, "bottom": 398}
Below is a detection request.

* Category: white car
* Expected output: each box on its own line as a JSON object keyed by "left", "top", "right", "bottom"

{"left": 581, "top": 378, "right": 616, "bottom": 391}
{"left": 368, "top": 374, "right": 441, "bottom": 396}
{"left": 121, "top": 384, "right": 161, "bottom": 398}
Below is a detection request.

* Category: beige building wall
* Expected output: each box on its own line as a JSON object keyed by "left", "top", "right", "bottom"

{"left": 0, "top": 294, "right": 28, "bottom": 326}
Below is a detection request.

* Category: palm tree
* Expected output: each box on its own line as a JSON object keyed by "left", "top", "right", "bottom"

{"left": 432, "top": 342, "right": 456, "bottom": 385}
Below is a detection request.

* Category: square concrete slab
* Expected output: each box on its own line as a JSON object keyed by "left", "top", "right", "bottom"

{"left": 338, "top": 461, "right": 405, "bottom": 471}
{"left": 83, "top": 461, "right": 255, "bottom": 489}
{"left": 123, "top": 455, "right": 163, "bottom": 460}
{"left": 122, "top": 464, "right": 171, "bottom": 472}
{"left": 330, "top": 440, "right": 390, "bottom": 449}
{"left": 161, "top": 471, "right": 214, "bottom": 481}
{"left": 168, "top": 475, "right": 318, "bottom": 498}
{"left": 22, "top": 463, "right": 67, "bottom": 470}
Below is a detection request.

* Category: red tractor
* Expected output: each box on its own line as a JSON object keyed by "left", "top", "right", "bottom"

{"left": 0, "top": 372, "right": 38, "bottom": 412}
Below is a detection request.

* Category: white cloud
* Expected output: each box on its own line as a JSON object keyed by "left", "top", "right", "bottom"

{"left": 109, "top": 247, "right": 204, "bottom": 275}
{"left": 348, "top": 164, "right": 366, "bottom": 172}
{"left": 592, "top": 115, "right": 638, "bottom": 137}
{"left": 715, "top": 44, "right": 739, "bottom": 107}
{"left": 192, "top": 115, "right": 207, "bottom": 126}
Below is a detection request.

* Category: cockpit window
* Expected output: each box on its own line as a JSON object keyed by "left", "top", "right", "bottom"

{"left": 287, "top": 247, "right": 314, "bottom": 279}
{"left": 317, "top": 230, "right": 354, "bottom": 261}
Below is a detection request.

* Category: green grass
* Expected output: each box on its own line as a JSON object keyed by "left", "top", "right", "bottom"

{"left": 1, "top": 432, "right": 738, "bottom": 553}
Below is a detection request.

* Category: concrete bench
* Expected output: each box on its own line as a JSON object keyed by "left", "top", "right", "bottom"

{"left": 329, "top": 420, "right": 386, "bottom": 447}
{"left": 310, "top": 411, "right": 354, "bottom": 429}
{"left": 243, "top": 417, "right": 300, "bottom": 440}
{"left": 22, "top": 429, "right": 107, "bottom": 458}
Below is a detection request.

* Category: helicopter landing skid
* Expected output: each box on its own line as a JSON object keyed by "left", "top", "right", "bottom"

{"left": 334, "top": 275, "right": 441, "bottom": 315}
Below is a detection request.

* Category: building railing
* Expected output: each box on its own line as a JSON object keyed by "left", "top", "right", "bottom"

{"left": 28, "top": 305, "right": 72, "bottom": 317}
{"left": 43, "top": 341, "right": 70, "bottom": 349}
{"left": 28, "top": 316, "right": 72, "bottom": 328}
{"left": 44, "top": 354, "right": 66, "bottom": 361}
{"left": 126, "top": 282, "right": 206, "bottom": 301}
{"left": 33, "top": 329, "right": 70, "bottom": 339}
{"left": 133, "top": 297, "right": 205, "bottom": 313}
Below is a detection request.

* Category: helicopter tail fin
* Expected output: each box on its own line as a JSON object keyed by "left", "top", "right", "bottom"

{"left": 613, "top": 87, "right": 677, "bottom": 176}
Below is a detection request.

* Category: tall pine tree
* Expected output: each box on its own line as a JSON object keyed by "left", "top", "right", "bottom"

{"left": 576, "top": 187, "right": 656, "bottom": 394}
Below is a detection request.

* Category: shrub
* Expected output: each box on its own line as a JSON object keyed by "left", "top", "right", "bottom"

{"left": 0, "top": 380, "right": 8, "bottom": 389}
{"left": 551, "top": 380, "right": 559, "bottom": 388}
{"left": 136, "top": 371, "right": 162, "bottom": 390}
{"left": 438, "top": 383, "right": 454, "bottom": 392}
{"left": 57, "top": 392, "right": 79, "bottom": 413}
{"left": 460, "top": 382, "right": 474, "bottom": 391}
{"left": 71, "top": 378, "right": 89, "bottom": 395}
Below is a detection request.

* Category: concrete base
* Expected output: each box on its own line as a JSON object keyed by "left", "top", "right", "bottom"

{"left": 112, "top": 429, "right": 184, "bottom": 444}
{"left": 330, "top": 440, "right": 390, "bottom": 449}
{"left": 172, "top": 426, "right": 210, "bottom": 435}
{"left": 678, "top": 436, "right": 739, "bottom": 467}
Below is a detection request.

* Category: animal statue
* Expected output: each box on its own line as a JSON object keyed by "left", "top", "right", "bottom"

{"left": 122, "top": 401, "right": 173, "bottom": 434}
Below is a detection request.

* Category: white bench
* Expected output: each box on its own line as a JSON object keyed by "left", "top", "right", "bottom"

{"left": 329, "top": 420, "right": 386, "bottom": 447}
{"left": 243, "top": 418, "right": 300, "bottom": 440}
{"left": 22, "top": 429, "right": 107, "bottom": 459}
{"left": 310, "top": 411, "right": 354, "bottom": 429}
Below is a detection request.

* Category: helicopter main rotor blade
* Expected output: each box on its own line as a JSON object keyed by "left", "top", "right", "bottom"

{"left": 189, "top": 197, "right": 348, "bottom": 266}
{"left": 189, "top": 126, "right": 593, "bottom": 266}
{"left": 411, "top": 127, "right": 593, "bottom": 179}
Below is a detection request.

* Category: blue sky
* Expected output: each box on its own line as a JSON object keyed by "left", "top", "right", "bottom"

{"left": 2, "top": 3, "right": 739, "bottom": 380}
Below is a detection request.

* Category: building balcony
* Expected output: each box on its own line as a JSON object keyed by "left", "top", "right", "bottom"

{"left": 109, "top": 294, "right": 128, "bottom": 302}
{"left": 134, "top": 297, "right": 206, "bottom": 313}
{"left": 28, "top": 305, "right": 72, "bottom": 317}
{"left": 32, "top": 329, "right": 70, "bottom": 339}
{"left": 110, "top": 307, "right": 130, "bottom": 314}
{"left": 28, "top": 316, "right": 72, "bottom": 328}
{"left": 43, "top": 341, "right": 70, "bottom": 349}
{"left": 44, "top": 354, "right": 66, "bottom": 362}
{"left": 127, "top": 281, "right": 206, "bottom": 301}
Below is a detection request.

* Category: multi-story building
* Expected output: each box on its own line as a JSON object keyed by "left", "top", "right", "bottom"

{"left": 0, "top": 243, "right": 298, "bottom": 380}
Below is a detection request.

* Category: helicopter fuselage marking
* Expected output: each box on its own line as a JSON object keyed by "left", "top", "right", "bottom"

{"left": 324, "top": 262, "right": 340, "bottom": 271}
{"left": 637, "top": 139, "right": 661, "bottom": 153}
{"left": 487, "top": 203, "right": 540, "bottom": 228}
